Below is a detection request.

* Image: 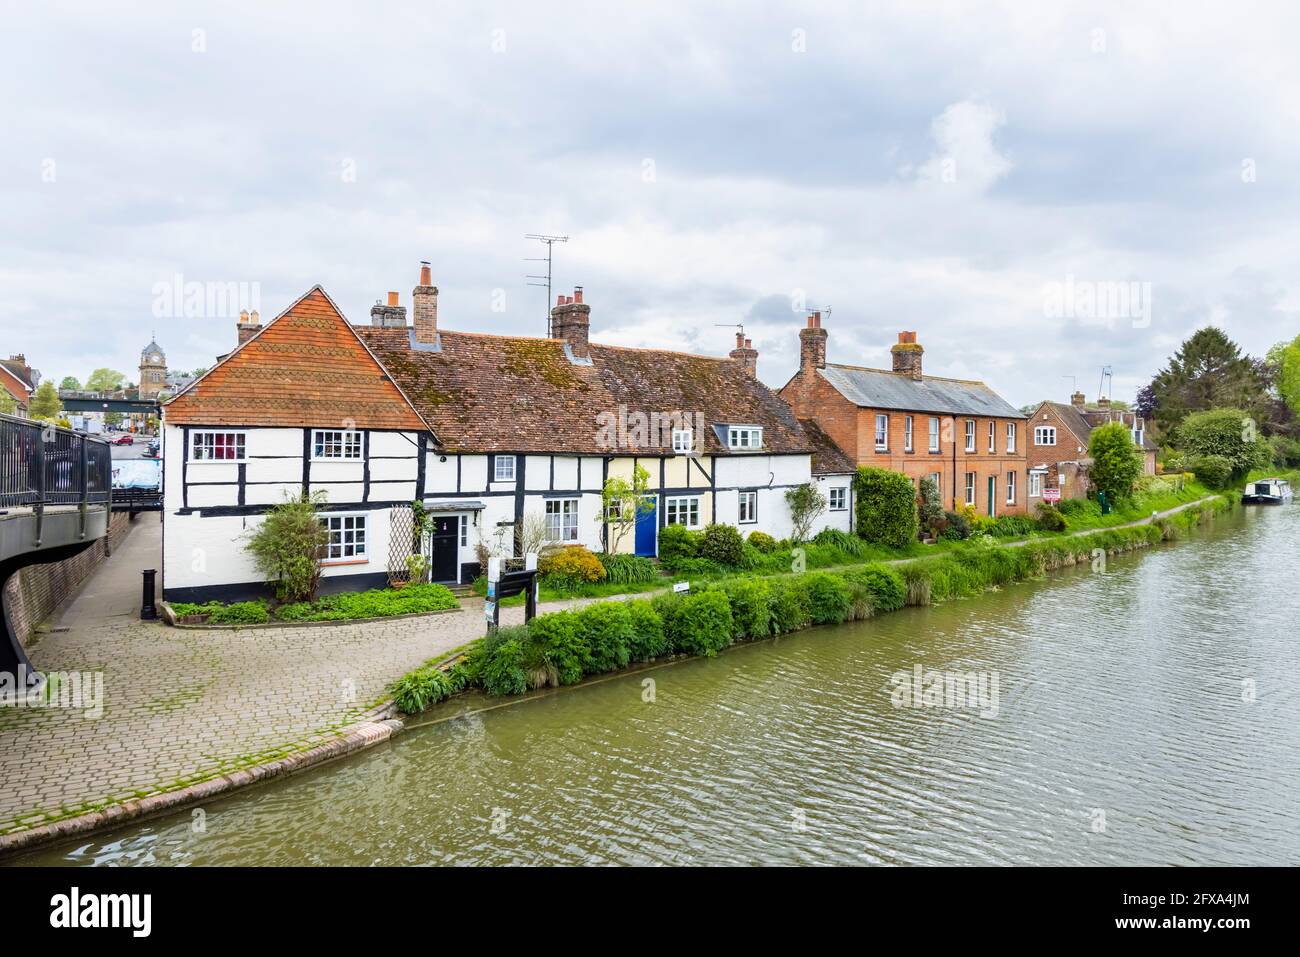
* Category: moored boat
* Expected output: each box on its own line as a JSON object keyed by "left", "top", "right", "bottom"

{"left": 1241, "top": 477, "right": 1293, "bottom": 505}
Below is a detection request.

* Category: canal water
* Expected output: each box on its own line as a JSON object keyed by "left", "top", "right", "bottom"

{"left": 11, "top": 504, "right": 1300, "bottom": 866}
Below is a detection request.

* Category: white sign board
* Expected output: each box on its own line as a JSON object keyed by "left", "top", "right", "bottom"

{"left": 672, "top": 581, "right": 690, "bottom": 594}
{"left": 1042, "top": 487, "right": 1061, "bottom": 504}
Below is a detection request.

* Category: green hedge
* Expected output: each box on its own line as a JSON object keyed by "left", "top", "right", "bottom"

{"left": 390, "top": 507, "right": 1229, "bottom": 710}
{"left": 854, "top": 467, "right": 919, "bottom": 548}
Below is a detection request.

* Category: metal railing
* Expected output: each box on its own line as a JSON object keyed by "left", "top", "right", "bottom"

{"left": 1, "top": 413, "right": 112, "bottom": 510}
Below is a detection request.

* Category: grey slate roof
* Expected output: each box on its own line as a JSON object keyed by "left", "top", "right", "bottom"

{"left": 818, "top": 364, "right": 1025, "bottom": 419}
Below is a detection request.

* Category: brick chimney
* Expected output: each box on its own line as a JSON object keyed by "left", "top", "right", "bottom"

{"left": 890, "top": 331, "right": 923, "bottom": 379}
{"left": 370, "top": 290, "right": 407, "bottom": 327}
{"left": 729, "top": 331, "right": 758, "bottom": 378}
{"left": 237, "top": 309, "right": 262, "bottom": 346}
{"left": 799, "top": 311, "right": 827, "bottom": 370}
{"left": 412, "top": 262, "right": 439, "bottom": 343}
{"left": 551, "top": 286, "right": 591, "bottom": 359}
{"left": 1070, "top": 390, "right": 1087, "bottom": 408}
{"left": 1095, "top": 395, "right": 1111, "bottom": 411}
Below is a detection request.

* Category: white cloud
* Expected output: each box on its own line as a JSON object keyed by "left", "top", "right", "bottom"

{"left": 915, "top": 100, "right": 1012, "bottom": 193}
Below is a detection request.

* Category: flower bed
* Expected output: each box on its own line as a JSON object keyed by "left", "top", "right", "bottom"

{"left": 169, "top": 583, "right": 460, "bottom": 626}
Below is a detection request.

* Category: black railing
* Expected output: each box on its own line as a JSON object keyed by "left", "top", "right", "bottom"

{"left": 1, "top": 413, "right": 112, "bottom": 510}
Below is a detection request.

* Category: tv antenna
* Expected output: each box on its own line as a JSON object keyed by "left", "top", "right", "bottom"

{"left": 1097, "top": 365, "right": 1113, "bottom": 402}
{"left": 1062, "top": 375, "right": 1077, "bottom": 395}
{"left": 714, "top": 321, "right": 746, "bottom": 344}
{"left": 525, "top": 234, "right": 568, "bottom": 336}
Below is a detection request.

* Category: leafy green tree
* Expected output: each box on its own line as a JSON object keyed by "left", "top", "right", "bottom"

{"left": 1174, "top": 408, "right": 1270, "bottom": 482}
{"left": 243, "top": 492, "right": 331, "bottom": 602}
{"left": 104, "top": 411, "right": 123, "bottom": 427}
{"left": 27, "top": 381, "right": 61, "bottom": 419}
{"left": 0, "top": 390, "right": 16, "bottom": 415}
{"left": 598, "top": 464, "right": 654, "bottom": 553}
{"left": 85, "top": 368, "right": 126, "bottom": 393}
{"left": 1087, "top": 422, "right": 1142, "bottom": 501}
{"left": 785, "top": 482, "right": 827, "bottom": 543}
{"left": 1148, "top": 327, "right": 1264, "bottom": 433}
{"left": 59, "top": 376, "right": 81, "bottom": 391}
{"left": 852, "top": 467, "right": 918, "bottom": 548}
{"left": 1270, "top": 334, "right": 1300, "bottom": 415}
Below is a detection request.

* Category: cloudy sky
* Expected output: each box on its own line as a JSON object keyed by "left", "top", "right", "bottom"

{"left": 4, "top": 1, "right": 1298, "bottom": 406}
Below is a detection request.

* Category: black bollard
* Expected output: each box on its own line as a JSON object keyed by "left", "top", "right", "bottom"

{"left": 141, "top": 568, "right": 157, "bottom": 620}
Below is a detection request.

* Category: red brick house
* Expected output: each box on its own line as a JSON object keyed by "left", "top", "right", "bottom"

{"left": 780, "top": 314, "right": 1029, "bottom": 517}
{"left": 1, "top": 358, "right": 34, "bottom": 417}
{"left": 1026, "top": 392, "right": 1158, "bottom": 502}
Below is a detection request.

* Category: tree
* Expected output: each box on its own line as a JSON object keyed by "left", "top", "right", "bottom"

{"left": 85, "top": 368, "right": 126, "bottom": 393}
{"left": 1270, "top": 334, "right": 1300, "bottom": 415}
{"left": 243, "top": 492, "right": 331, "bottom": 602}
{"left": 0, "top": 390, "right": 15, "bottom": 415}
{"left": 1087, "top": 422, "right": 1142, "bottom": 501}
{"left": 1147, "top": 327, "right": 1264, "bottom": 434}
{"left": 59, "top": 376, "right": 81, "bottom": 391}
{"left": 598, "top": 464, "right": 654, "bottom": 553}
{"left": 785, "top": 483, "right": 827, "bottom": 543}
{"left": 1174, "top": 408, "right": 1269, "bottom": 483}
{"left": 105, "top": 411, "right": 123, "bottom": 427}
{"left": 852, "top": 467, "right": 917, "bottom": 548}
{"left": 1134, "top": 384, "right": 1157, "bottom": 419}
{"left": 27, "top": 381, "right": 61, "bottom": 419}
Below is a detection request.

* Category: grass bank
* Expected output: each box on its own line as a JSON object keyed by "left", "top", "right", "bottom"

{"left": 390, "top": 492, "right": 1237, "bottom": 714}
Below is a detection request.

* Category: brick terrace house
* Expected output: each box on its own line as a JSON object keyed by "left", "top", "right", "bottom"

{"left": 1025, "top": 392, "right": 1158, "bottom": 502}
{"left": 781, "top": 314, "right": 1028, "bottom": 517}
{"left": 159, "top": 265, "right": 853, "bottom": 602}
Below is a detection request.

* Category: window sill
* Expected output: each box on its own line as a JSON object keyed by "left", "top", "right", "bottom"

{"left": 311, "top": 457, "right": 365, "bottom": 463}
{"left": 322, "top": 558, "right": 369, "bottom": 566}
{"left": 187, "top": 459, "right": 247, "bottom": 465}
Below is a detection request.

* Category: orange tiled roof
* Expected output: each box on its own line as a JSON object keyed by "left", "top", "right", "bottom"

{"left": 163, "top": 287, "right": 428, "bottom": 431}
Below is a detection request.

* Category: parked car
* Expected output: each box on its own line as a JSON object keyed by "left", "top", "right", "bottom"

{"left": 112, "top": 433, "right": 134, "bottom": 446}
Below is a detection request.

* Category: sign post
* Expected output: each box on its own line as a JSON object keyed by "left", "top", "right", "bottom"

{"left": 485, "top": 553, "right": 540, "bottom": 635}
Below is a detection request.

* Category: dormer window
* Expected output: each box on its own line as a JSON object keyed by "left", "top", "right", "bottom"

{"left": 672, "top": 428, "right": 694, "bottom": 454}
{"left": 727, "top": 426, "right": 763, "bottom": 450}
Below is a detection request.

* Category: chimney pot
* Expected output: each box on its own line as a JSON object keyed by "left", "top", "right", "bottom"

{"left": 735, "top": 331, "right": 745, "bottom": 349}
{"left": 550, "top": 288, "right": 591, "bottom": 359}
{"left": 573, "top": 286, "right": 583, "bottom": 304}
{"left": 799, "top": 315, "right": 828, "bottom": 370}
{"left": 239, "top": 309, "right": 249, "bottom": 324}
{"left": 419, "top": 262, "right": 432, "bottom": 286}
{"left": 387, "top": 291, "right": 399, "bottom": 307}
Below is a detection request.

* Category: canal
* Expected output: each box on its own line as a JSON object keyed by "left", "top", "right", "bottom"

{"left": 10, "top": 503, "right": 1299, "bottom": 866}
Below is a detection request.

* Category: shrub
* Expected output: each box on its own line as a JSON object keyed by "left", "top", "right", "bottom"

{"left": 391, "top": 665, "right": 453, "bottom": 714}
{"left": 243, "top": 491, "right": 331, "bottom": 602}
{"left": 1190, "top": 454, "right": 1235, "bottom": 490}
{"left": 768, "top": 578, "right": 811, "bottom": 634}
{"left": 660, "top": 589, "right": 733, "bottom": 658}
{"left": 577, "top": 602, "right": 634, "bottom": 673}
{"left": 626, "top": 599, "right": 669, "bottom": 660}
{"left": 528, "top": 610, "right": 591, "bottom": 685}
{"left": 845, "top": 563, "right": 906, "bottom": 613}
{"left": 538, "top": 546, "right": 607, "bottom": 590}
{"left": 1088, "top": 422, "right": 1143, "bottom": 502}
{"left": 1175, "top": 407, "right": 1271, "bottom": 480}
{"left": 898, "top": 562, "right": 932, "bottom": 606}
{"left": 811, "top": 527, "right": 867, "bottom": 558}
{"left": 657, "top": 524, "right": 699, "bottom": 562}
{"left": 1034, "top": 502, "right": 1067, "bottom": 531}
{"left": 713, "top": 577, "right": 773, "bottom": 640}
{"left": 276, "top": 583, "right": 458, "bottom": 621}
{"left": 597, "top": 553, "right": 657, "bottom": 585}
{"left": 1267, "top": 434, "right": 1300, "bottom": 467}
{"left": 698, "top": 523, "right": 746, "bottom": 567}
{"left": 480, "top": 639, "right": 529, "bottom": 696}
{"left": 940, "top": 509, "right": 972, "bottom": 540}
{"left": 918, "top": 475, "right": 944, "bottom": 531}
{"left": 746, "top": 530, "right": 778, "bottom": 553}
{"left": 853, "top": 467, "right": 919, "bottom": 548}
{"left": 659, "top": 555, "right": 726, "bottom": 578}
{"left": 207, "top": 600, "right": 271, "bottom": 625}
{"left": 804, "top": 572, "right": 851, "bottom": 625}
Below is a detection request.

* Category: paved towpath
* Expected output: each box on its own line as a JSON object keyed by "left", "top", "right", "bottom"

{"left": 0, "top": 514, "right": 596, "bottom": 841}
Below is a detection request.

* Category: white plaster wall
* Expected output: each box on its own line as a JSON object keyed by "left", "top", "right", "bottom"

{"left": 816, "top": 476, "right": 854, "bottom": 534}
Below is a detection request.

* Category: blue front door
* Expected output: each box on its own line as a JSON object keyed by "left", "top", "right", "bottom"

{"left": 635, "top": 499, "right": 658, "bottom": 556}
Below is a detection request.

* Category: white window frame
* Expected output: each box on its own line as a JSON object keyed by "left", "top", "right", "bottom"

{"left": 965, "top": 420, "right": 975, "bottom": 452}
{"left": 929, "top": 417, "right": 940, "bottom": 452}
{"left": 544, "top": 497, "right": 579, "bottom": 543}
{"left": 320, "top": 512, "right": 367, "bottom": 563}
{"left": 738, "top": 490, "right": 758, "bottom": 524}
{"left": 1029, "top": 472, "right": 1042, "bottom": 497}
{"left": 988, "top": 421, "right": 996, "bottom": 453}
{"left": 493, "top": 454, "right": 516, "bottom": 482}
{"left": 1006, "top": 422, "right": 1016, "bottom": 453}
{"left": 964, "top": 471, "right": 976, "bottom": 506}
{"left": 189, "top": 430, "right": 247, "bottom": 462}
{"left": 930, "top": 471, "right": 942, "bottom": 500}
{"left": 904, "top": 415, "right": 914, "bottom": 452}
{"left": 727, "top": 426, "right": 763, "bottom": 450}
{"left": 665, "top": 496, "right": 701, "bottom": 529}
{"left": 874, "top": 414, "right": 889, "bottom": 451}
{"left": 672, "top": 428, "right": 694, "bottom": 454}
{"left": 1006, "top": 471, "right": 1016, "bottom": 504}
{"left": 1034, "top": 426, "right": 1056, "bottom": 446}
{"left": 829, "top": 487, "right": 848, "bottom": 511}
{"left": 311, "top": 429, "right": 362, "bottom": 461}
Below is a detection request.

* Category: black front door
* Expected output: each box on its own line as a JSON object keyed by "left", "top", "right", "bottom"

{"left": 428, "top": 515, "right": 459, "bottom": 583}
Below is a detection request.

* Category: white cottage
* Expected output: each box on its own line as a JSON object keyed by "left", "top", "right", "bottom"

{"left": 160, "top": 269, "right": 855, "bottom": 602}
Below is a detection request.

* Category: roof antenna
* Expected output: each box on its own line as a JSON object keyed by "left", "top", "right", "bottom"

{"left": 525, "top": 234, "right": 569, "bottom": 337}
{"left": 1097, "top": 365, "right": 1112, "bottom": 401}
{"left": 1062, "top": 375, "right": 1076, "bottom": 395}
